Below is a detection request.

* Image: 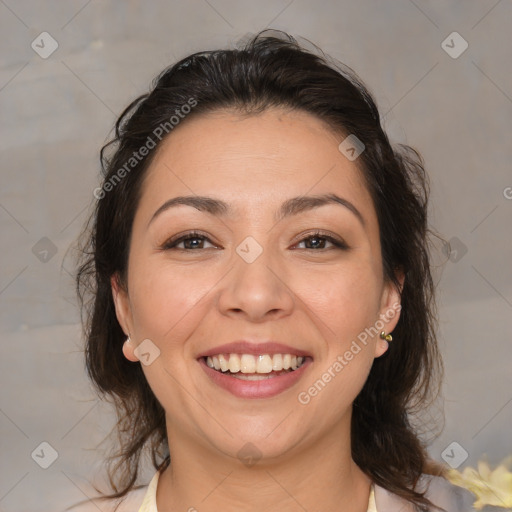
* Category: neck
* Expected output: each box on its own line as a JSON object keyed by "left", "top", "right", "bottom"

{"left": 157, "top": 416, "right": 372, "bottom": 512}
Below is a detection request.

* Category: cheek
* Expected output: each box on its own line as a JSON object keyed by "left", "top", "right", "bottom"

{"left": 128, "top": 258, "right": 217, "bottom": 349}
{"left": 304, "top": 264, "right": 382, "bottom": 411}
{"left": 297, "top": 336, "right": 375, "bottom": 423}
{"left": 291, "top": 262, "right": 382, "bottom": 343}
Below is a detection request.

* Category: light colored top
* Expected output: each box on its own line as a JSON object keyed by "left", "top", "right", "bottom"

{"left": 68, "top": 469, "right": 476, "bottom": 511}
{"left": 136, "top": 469, "right": 378, "bottom": 511}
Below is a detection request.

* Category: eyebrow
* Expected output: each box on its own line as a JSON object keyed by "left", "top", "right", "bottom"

{"left": 148, "top": 193, "right": 365, "bottom": 227}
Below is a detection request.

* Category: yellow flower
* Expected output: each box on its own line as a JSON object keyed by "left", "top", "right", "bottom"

{"left": 445, "top": 456, "right": 512, "bottom": 510}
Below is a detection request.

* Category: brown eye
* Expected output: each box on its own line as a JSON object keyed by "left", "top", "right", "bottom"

{"left": 162, "top": 231, "right": 217, "bottom": 250}
{"left": 294, "top": 232, "right": 348, "bottom": 250}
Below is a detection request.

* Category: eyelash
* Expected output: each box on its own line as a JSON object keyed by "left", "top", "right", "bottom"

{"left": 160, "top": 230, "right": 349, "bottom": 251}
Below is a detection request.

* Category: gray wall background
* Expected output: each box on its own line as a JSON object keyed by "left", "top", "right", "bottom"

{"left": 1, "top": 1, "right": 511, "bottom": 510}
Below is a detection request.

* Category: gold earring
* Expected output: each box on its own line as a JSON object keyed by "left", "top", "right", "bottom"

{"left": 380, "top": 331, "right": 392, "bottom": 342}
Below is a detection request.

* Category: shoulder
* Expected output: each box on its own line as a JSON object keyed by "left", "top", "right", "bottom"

{"left": 374, "top": 473, "right": 476, "bottom": 512}
{"left": 63, "top": 485, "right": 148, "bottom": 512}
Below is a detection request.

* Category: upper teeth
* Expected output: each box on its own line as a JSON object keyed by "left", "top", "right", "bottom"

{"left": 205, "top": 354, "right": 305, "bottom": 373}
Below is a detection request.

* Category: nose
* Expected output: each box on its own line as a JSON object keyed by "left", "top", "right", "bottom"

{"left": 216, "top": 246, "right": 295, "bottom": 322}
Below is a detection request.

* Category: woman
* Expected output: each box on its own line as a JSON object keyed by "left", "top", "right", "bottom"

{"left": 74, "top": 30, "right": 476, "bottom": 511}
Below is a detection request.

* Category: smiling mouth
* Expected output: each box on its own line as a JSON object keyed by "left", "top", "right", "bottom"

{"left": 202, "top": 353, "right": 308, "bottom": 380}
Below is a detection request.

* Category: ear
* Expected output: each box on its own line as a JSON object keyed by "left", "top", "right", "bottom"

{"left": 374, "top": 268, "right": 405, "bottom": 358}
{"left": 111, "top": 273, "right": 138, "bottom": 362}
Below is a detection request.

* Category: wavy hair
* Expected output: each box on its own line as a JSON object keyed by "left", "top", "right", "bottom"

{"left": 74, "top": 30, "right": 446, "bottom": 511}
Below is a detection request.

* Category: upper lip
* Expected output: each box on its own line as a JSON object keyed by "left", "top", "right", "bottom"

{"left": 198, "top": 341, "right": 313, "bottom": 359}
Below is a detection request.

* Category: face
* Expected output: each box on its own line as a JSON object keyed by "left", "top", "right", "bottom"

{"left": 112, "top": 108, "right": 403, "bottom": 462}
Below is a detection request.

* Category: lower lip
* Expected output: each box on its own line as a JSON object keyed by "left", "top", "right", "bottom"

{"left": 198, "top": 358, "right": 312, "bottom": 399}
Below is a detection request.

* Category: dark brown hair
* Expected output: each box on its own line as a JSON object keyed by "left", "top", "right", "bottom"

{"left": 74, "top": 30, "right": 446, "bottom": 511}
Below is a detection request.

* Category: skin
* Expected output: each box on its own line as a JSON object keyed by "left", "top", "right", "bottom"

{"left": 112, "top": 108, "right": 404, "bottom": 512}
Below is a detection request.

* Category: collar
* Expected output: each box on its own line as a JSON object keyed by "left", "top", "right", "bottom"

{"left": 136, "top": 470, "right": 475, "bottom": 512}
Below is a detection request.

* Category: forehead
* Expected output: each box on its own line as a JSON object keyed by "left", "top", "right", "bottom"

{"left": 137, "top": 108, "right": 376, "bottom": 224}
